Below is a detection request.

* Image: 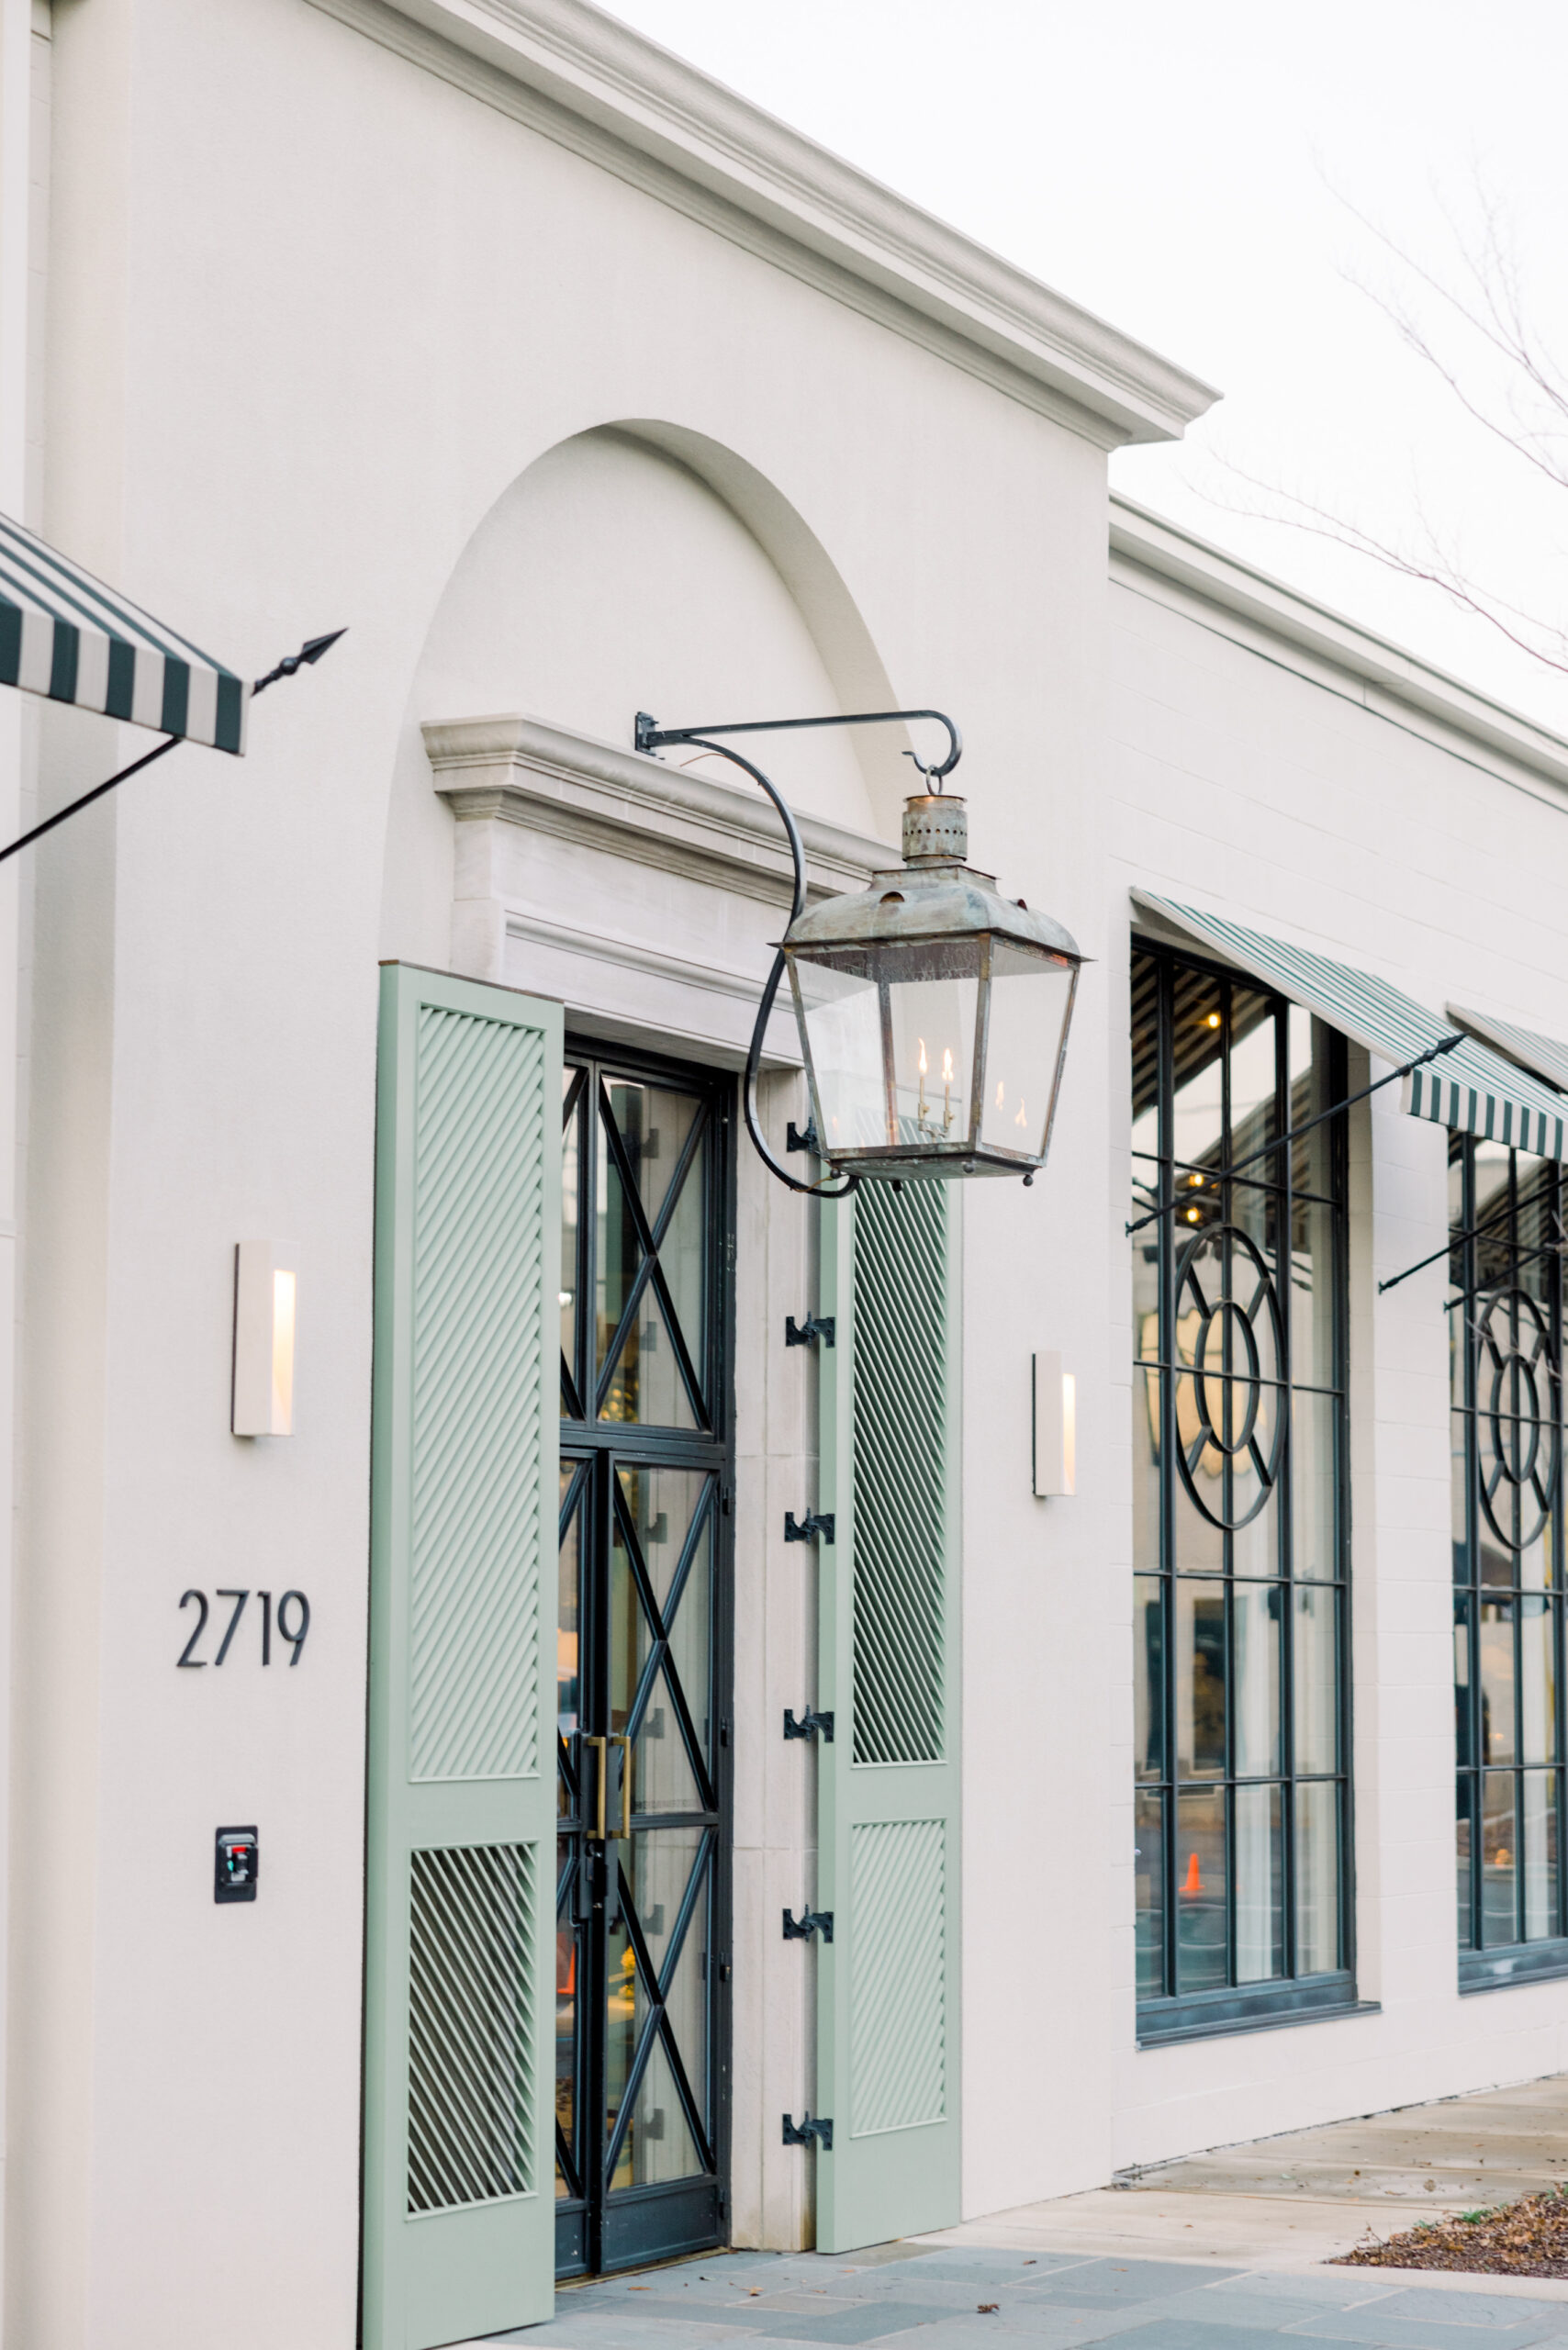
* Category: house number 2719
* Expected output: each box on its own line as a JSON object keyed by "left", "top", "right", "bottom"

{"left": 177, "top": 1589, "right": 310, "bottom": 1668}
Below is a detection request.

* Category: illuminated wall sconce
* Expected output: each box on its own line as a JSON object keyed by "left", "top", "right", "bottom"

{"left": 1032, "top": 1350, "right": 1075, "bottom": 1497}
{"left": 231, "top": 1241, "right": 297, "bottom": 1438}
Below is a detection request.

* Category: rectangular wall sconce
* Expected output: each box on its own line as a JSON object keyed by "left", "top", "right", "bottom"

{"left": 1032, "top": 1351, "right": 1075, "bottom": 1497}
{"left": 232, "top": 1242, "right": 297, "bottom": 1438}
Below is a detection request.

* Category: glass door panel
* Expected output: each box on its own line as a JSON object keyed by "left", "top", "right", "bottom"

{"left": 554, "top": 1046, "right": 731, "bottom": 2279}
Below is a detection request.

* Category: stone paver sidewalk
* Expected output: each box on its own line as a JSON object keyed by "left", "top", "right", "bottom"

{"left": 485, "top": 2245, "right": 1568, "bottom": 2347}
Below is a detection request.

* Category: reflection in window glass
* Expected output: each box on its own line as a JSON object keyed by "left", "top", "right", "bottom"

{"left": 1134, "top": 1577, "right": 1164, "bottom": 1781}
{"left": 1175, "top": 1582, "right": 1226, "bottom": 1779}
{"left": 1294, "top": 1587, "right": 1337, "bottom": 1774}
{"left": 1235, "top": 1784, "right": 1284, "bottom": 1983}
{"left": 1136, "top": 1790, "right": 1164, "bottom": 1999}
{"left": 1175, "top": 1786, "right": 1226, "bottom": 1993}
{"left": 1295, "top": 1778, "right": 1339, "bottom": 1974}
{"left": 1130, "top": 945, "right": 1350, "bottom": 2023}
{"left": 1233, "top": 1583, "right": 1281, "bottom": 1777}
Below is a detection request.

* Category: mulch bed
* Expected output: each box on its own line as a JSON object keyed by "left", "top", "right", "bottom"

{"left": 1335, "top": 2188, "right": 1568, "bottom": 2277}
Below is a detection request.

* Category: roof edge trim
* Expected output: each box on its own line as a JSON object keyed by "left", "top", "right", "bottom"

{"left": 308, "top": 0, "right": 1219, "bottom": 445}
{"left": 1111, "top": 498, "right": 1568, "bottom": 794}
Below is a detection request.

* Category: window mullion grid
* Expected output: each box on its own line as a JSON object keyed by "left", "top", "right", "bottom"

{"left": 1220, "top": 981, "right": 1235, "bottom": 1992}
{"left": 1158, "top": 955, "right": 1179, "bottom": 1999}
{"left": 1510, "top": 1155, "right": 1528, "bottom": 1948}
{"left": 1277, "top": 999, "right": 1298, "bottom": 1983}
{"left": 1462, "top": 1143, "right": 1483, "bottom": 1955}
{"left": 1556, "top": 1163, "right": 1567, "bottom": 1941}
{"left": 1216, "top": 981, "right": 1232, "bottom": 1994}
{"left": 1330, "top": 1037, "right": 1351, "bottom": 1974}
{"left": 1514, "top": 1156, "right": 1523, "bottom": 1945}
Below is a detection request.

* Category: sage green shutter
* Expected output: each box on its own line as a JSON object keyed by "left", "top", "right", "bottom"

{"left": 364, "top": 964, "right": 562, "bottom": 2350}
{"left": 815, "top": 1181, "right": 961, "bottom": 2254}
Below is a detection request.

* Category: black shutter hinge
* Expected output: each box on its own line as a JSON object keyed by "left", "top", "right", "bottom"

{"left": 783, "top": 1707, "right": 834, "bottom": 1742}
{"left": 782, "top": 1907, "right": 833, "bottom": 1943}
{"left": 783, "top": 2112, "right": 834, "bottom": 2150}
{"left": 784, "top": 1510, "right": 834, "bottom": 1544}
{"left": 785, "top": 1314, "right": 835, "bottom": 1348}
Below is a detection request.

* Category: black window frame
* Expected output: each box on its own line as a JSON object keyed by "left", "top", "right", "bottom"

{"left": 1450, "top": 1133, "right": 1568, "bottom": 1994}
{"left": 1131, "top": 939, "right": 1363, "bottom": 2044}
{"left": 554, "top": 1038, "right": 737, "bottom": 2276}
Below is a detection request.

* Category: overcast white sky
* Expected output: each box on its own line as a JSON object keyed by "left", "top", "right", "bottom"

{"left": 606, "top": 0, "right": 1568, "bottom": 737}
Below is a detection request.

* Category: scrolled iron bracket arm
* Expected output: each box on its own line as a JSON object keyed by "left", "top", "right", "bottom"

{"left": 633, "top": 706, "right": 962, "bottom": 1198}
{"left": 635, "top": 704, "right": 962, "bottom": 786}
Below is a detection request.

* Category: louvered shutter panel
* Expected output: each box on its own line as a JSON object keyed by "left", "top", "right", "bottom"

{"left": 815, "top": 1181, "right": 961, "bottom": 2254}
{"left": 364, "top": 965, "right": 562, "bottom": 2350}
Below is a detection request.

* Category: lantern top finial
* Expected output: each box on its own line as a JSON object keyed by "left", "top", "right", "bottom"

{"left": 781, "top": 795, "right": 1083, "bottom": 968}
{"left": 902, "top": 792, "right": 968, "bottom": 864}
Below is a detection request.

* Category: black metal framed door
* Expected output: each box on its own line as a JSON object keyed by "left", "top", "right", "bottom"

{"left": 554, "top": 1043, "right": 733, "bottom": 2278}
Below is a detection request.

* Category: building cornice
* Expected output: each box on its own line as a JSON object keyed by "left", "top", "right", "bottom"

{"left": 1110, "top": 496, "right": 1568, "bottom": 802}
{"left": 306, "top": 0, "right": 1217, "bottom": 448}
{"left": 423, "top": 710, "right": 893, "bottom": 905}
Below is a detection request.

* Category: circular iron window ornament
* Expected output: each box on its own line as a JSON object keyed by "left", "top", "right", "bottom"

{"left": 1476, "top": 1285, "right": 1558, "bottom": 1553}
{"left": 1172, "top": 1223, "right": 1285, "bottom": 1531}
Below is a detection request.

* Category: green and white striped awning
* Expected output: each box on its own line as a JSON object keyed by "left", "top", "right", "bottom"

{"left": 0, "top": 511, "right": 247, "bottom": 754}
{"left": 1133, "top": 892, "right": 1568, "bottom": 1161}
{"left": 1448, "top": 1004, "right": 1568, "bottom": 1100}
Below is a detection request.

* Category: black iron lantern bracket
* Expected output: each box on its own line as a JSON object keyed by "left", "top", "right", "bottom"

{"left": 633, "top": 707, "right": 962, "bottom": 1198}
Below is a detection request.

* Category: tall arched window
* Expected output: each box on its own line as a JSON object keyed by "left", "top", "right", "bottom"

{"left": 1131, "top": 943, "right": 1354, "bottom": 2041}
{"left": 1450, "top": 1136, "right": 1568, "bottom": 1986}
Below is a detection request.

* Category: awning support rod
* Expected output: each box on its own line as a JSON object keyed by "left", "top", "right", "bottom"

{"left": 1383, "top": 1199, "right": 1567, "bottom": 1298}
{"left": 0, "top": 627, "right": 344, "bottom": 867}
{"left": 1125, "top": 1029, "right": 1465, "bottom": 1239}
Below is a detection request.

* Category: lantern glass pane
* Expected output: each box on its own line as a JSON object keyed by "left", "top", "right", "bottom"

{"left": 795, "top": 964, "right": 887, "bottom": 1153}
{"left": 980, "top": 959, "right": 1075, "bottom": 1156}
{"left": 887, "top": 976, "right": 979, "bottom": 1147}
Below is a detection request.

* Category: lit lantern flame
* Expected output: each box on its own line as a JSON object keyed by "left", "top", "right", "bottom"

{"left": 995, "top": 1078, "right": 1004, "bottom": 1109}
{"left": 1015, "top": 1098, "right": 1027, "bottom": 1130}
{"left": 941, "top": 1047, "right": 953, "bottom": 1082}
{"left": 918, "top": 1037, "right": 927, "bottom": 1074}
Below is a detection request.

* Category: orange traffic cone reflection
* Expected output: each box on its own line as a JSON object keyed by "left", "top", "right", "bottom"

{"left": 1182, "top": 1851, "right": 1202, "bottom": 1896}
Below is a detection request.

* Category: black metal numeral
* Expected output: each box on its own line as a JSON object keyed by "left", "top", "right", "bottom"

{"left": 213, "top": 1589, "right": 250, "bottom": 1666}
{"left": 176, "top": 1589, "right": 209, "bottom": 1667}
{"left": 277, "top": 1589, "right": 310, "bottom": 1666}
{"left": 175, "top": 1587, "right": 308, "bottom": 1667}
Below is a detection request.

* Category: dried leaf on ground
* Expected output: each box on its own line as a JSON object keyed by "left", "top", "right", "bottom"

{"left": 1337, "top": 2188, "right": 1568, "bottom": 2276}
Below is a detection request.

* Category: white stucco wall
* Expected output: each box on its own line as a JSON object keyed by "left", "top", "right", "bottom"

{"left": 17, "top": 0, "right": 1568, "bottom": 2340}
{"left": 12, "top": 0, "right": 1128, "bottom": 2340}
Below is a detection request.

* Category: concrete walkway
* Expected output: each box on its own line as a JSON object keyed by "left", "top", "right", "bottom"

{"left": 493, "top": 2246, "right": 1568, "bottom": 2345}
{"left": 923, "top": 2074, "right": 1568, "bottom": 2272}
{"left": 487, "top": 2073, "right": 1568, "bottom": 2344}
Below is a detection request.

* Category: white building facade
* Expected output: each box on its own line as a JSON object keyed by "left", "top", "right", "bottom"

{"left": 0, "top": 1, "right": 1566, "bottom": 2344}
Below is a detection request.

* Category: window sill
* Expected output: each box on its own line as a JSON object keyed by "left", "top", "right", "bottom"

{"left": 1460, "top": 1943, "right": 1568, "bottom": 1995}
{"left": 1137, "top": 1977, "right": 1375, "bottom": 2047}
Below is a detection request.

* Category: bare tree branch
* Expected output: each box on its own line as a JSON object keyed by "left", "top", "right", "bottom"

{"left": 1189, "top": 177, "right": 1568, "bottom": 686}
{"left": 1196, "top": 455, "right": 1568, "bottom": 679}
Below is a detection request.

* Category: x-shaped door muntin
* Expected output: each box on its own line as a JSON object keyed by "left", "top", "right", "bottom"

{"left": 559, "top": 1069, "right": 712, "bottom": 1432}
{"left": 554, "top": 1456, "right": 719, "bottom": 2197}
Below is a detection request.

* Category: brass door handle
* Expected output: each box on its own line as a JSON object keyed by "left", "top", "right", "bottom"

{"left": 610, "top": 1732, "right": 633, "bottom": 1838}
{"left": 583, "top": 1733, "right": 633, "bottom": 1839}
{"left": 584, "top": 1734, "right": 607, "bottom": 1838}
